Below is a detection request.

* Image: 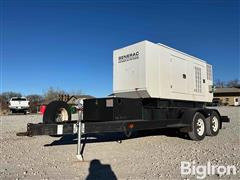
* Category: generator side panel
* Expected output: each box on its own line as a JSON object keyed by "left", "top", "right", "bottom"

{"left": 156, "top": 44, "right": 213, "bottom": 103}
{"left": 206, "top": 64, "right": 214, "bottom": 102}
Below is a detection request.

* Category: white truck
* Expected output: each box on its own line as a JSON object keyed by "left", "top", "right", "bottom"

{"left": 9, "top": 97, "right": 30, "bottom": 114}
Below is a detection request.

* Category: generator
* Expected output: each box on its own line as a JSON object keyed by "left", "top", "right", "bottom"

{"left": 113, "top": 40, "right": 213, "bottom": 102}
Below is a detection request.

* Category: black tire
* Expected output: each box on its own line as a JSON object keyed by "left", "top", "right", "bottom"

{"left": 205, "top": 111, "right": 220, "bottom": 136}
{"left": 43, "top": 101, "right": 71, "bottom": 124}
{"left": 188, "top": 112, "right": 206, "bottom": 141}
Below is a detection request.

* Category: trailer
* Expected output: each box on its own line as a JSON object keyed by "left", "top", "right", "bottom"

{"left": 18, "top": 40, "right": 230, "bottom": 160}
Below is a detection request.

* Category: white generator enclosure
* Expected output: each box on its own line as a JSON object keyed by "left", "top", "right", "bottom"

{"left": 113, "top": 40, "right": 213, "bottom": 103}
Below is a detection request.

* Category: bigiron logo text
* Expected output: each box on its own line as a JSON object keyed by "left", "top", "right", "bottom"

{"left": 118, "top": 51, "right": 139, "bottom": 63}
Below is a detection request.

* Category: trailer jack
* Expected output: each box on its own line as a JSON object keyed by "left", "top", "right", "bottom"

{"left": 16, "top": 110, "right": 87, "bottom": 161}
{"left": 76, "top": 110, "right": 85, "bottom": 161}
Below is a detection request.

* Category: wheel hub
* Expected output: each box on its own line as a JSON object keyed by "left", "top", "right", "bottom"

{"left": 56, "top": 108, "right": 68, "bottom": 122}
{"left": 212, "top": 116, "right": 219, "bottom": 132}
{"left": 196, "top": 118, "right": 205, "bottom": 136}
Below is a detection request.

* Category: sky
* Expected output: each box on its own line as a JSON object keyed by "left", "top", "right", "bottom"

{"left": 1, "top": 0, "right": 239, "bottom": 97}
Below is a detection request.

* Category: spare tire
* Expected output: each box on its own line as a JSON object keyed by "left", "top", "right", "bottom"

{"left": 43, "top": 101, "right": 71, "bottom": 124}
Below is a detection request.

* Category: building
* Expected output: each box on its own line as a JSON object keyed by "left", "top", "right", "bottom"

{"left": 214, "top": 87, "right": 240, "bottom": 106}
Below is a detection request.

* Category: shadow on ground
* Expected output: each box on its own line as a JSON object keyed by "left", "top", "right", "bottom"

{"left": 44, "top": 128, "right": 189, "bottom": 147}
{"left": 85, "top": 159, "right": 117, "bottom": 180}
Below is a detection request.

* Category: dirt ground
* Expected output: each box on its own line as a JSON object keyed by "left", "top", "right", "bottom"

{"left": 0, "top": 107, "right": 239, "bottom": 179}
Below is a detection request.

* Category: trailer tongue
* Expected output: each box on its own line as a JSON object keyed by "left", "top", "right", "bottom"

{"left": 17, "top": 40, "right": 230, "bottom": 160}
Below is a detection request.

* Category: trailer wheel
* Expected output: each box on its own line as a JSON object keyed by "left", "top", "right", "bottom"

{"left": 205, "top": 111, "right": 220, "bottom": 136}
{"left": 43, "top": 101, "right": 71, "bottom": 124}
{"left": 188, "top": 112, "right": 206, "bottom": 141}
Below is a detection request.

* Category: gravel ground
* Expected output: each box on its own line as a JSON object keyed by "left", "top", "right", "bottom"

{"left": 0, "top": 107, "right": 239, "bottom": 180}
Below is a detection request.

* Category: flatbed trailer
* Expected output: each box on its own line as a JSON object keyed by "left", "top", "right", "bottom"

{"left": 18, "top": 97, "right": 230, "bottom": 160}
{"left": 25, "top": 108, "right": 230, "bottom": 137}
{"left": 18, "top": 41, "right": 230, "bottom": 160}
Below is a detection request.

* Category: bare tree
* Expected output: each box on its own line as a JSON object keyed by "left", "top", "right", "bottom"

{"left": 27, "top": 94, "right": 44, "bottom": 113}
{"left": 214, "top": 79, "right": 225, "bottom": 88}
{"left": 0, "top": 95, "right": 8, "bottom": 112}
{"left": 214, "top": 78, "right": 240, "bottom": 88}
{"left": 43, "top": 87, "right": 66, "bottom": 103}
{"left": 226, "top": 78, "right": 240, "bottom": 88}
{"left": 1, "top": 91, "right": 22, "bottom": 101}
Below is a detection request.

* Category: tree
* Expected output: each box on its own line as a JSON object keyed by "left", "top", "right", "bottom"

{"left": 0, "top": 95, "right": 8, "bottom": 112}
{"left": 27, "top": 94, "right": 44, "bottom": 103}
{"left": 27, "top": 94, "right": 44, "bottom": 113}
{"left": 43, "top": 87, "right": 66, "bottom": 103}
{"left": 214, "top": 79, "right": 225, "bottom": 88}
{"left": 226, "top": 78, "right": 240, "bottom": 88}
{"left": 214, "top": 79, "right": 240, "bottom": 88}
{"left": 1, "top": 91, "right": 22, "bottom": 101}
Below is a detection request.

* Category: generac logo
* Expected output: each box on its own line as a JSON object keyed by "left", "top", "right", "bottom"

{"left": 118, "top": 51, "right": 139, "bottom": 63}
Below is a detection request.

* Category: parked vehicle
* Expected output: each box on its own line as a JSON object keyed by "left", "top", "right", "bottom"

{"left": 9, "top": 97, "right": 29, "bottom": 114}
